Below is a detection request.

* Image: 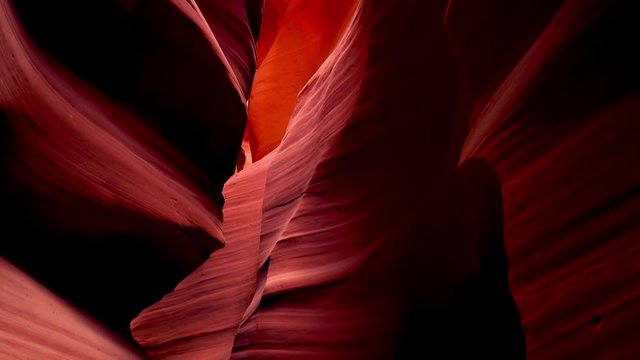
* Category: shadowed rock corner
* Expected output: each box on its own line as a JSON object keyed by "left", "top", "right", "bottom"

{"left": 397, "top": 159, "right": 526, "bottom": 359}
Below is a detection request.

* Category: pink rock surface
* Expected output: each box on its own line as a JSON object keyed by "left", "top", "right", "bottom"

{"left": 132, "top": 156, "right": 271, "bottom": 359}
{"left": 0, "top": 258, "right": 143, "bottom": 360}
{"left": 132, "top": 0, "right": 484, "bottom": 358}
{"left": 0, "top": 0, "right": 257, "bottom": 337}
{"left": 1, "top": 0, "right": 638, "bottom": 358}
{"left": 132, "top": 0, "right": 639, "bottom": 359}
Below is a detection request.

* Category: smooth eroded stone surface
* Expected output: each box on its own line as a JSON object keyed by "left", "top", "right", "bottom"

{"left": 246, "top": 0, "right": 359, "bottom": 160}
{"left": 133, "top": 0, "right": 639, "bottom": 359}
{"left": 131, "top": 156, "right": 272, "bottom": 359}
{"left": 0, "top": 258, "right": 143, "bottom": 360}
{"left": 453, "top": 0, "right": 640, "bottom": 358}
{"left": 0, "top": 0, "right": 257, "bottom": 337}
{"left": 3, "top": 0, "right": 638, "bottom": 359}
{"left": 132, "top": 0, "right": 522, "bottom": 358}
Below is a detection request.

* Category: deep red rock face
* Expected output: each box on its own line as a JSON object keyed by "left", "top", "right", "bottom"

{"left": 0, "top": 0, "right": 257, "bottom": 341}
{"left": 132, "top": 0, "right": 521, "bottom": 358}
{"left": 454, "top": 0, "right": 640, "bottom": 358}
{"left": 2, "top": 0, "right": 640, "bottom": 359}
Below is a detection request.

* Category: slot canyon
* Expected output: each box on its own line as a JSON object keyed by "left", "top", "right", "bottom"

{"left": 0, "top": 0, "right": 638, "bottom": 359}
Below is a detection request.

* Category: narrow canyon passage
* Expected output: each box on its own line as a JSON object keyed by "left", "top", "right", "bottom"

{"left": 1, "top": 0, "right": 639, "bottom": 359}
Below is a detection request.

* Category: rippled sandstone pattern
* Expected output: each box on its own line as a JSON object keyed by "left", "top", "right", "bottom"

{"left": 0, "top": 0, "right": 258, "bottom": 343}
{"left": 1, "top": 0, "right": 639, "bottom": 359}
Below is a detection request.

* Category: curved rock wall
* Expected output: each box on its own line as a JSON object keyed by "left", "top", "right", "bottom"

{"left": 1, "top": 0, "right": 638, "bottom": 359}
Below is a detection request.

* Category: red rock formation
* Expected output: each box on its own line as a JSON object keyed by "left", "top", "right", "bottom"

{"left": 0, "top": 0, "right": 257, "bottom": 337}
{"left": 246, "top": 0, "right": 359, "bottom": 160}
{"left": 132, "top": 155, "right": 271, "bottom": 359}
{"left": 132, "top": 0, "right": 639, "bottom": 359}
{"left": 1, "top": 0, "right": 638, "bottom": 358}
{"left": 132, "top": 0, "right": 506, "bottom": 358}
{"left": 0, "top": 259, "right": 143, "bottom": 359}
{"left": 452, "top": 0, "right": 640, "bottom": 358}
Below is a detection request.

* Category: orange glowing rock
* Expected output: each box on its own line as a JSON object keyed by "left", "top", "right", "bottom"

{"left": 247, "top": 0, "right": 359, "bottom": 160}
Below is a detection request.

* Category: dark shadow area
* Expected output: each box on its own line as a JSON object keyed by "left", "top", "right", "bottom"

{"left": 397, "top": 159, "right": 525, "bottom": 359}
{"left": 11, "top": 0, "right": 246, "bottom": 197}
{"left": 0, "top": 110, "right": 221, "bottom": 343}
{"left": 0, "top": 188, "right": 219, "bottom": 343}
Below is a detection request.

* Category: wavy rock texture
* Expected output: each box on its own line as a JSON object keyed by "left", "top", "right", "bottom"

{"left": 132, "top": 154, "right": 271, "bottom": 359}
{"left": 132, "top": 0, "right": 638, "bottom": 359}
{"left": 452, "top": 0, "right": 640, "bottom": 358}
{"left": 0, "top": 259, "right": 143, "bottom": 360}
{"left": 1, "top": 0, "right": 638, "bottom": 359}
{"left": 0, "top": 0, "right": 257, "bottom": 338}
{"left": 246, "top": 0, "right": 359, "bottom": 160}
{"left": 132, "top": 0, "right": 517, "bottom": 358}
